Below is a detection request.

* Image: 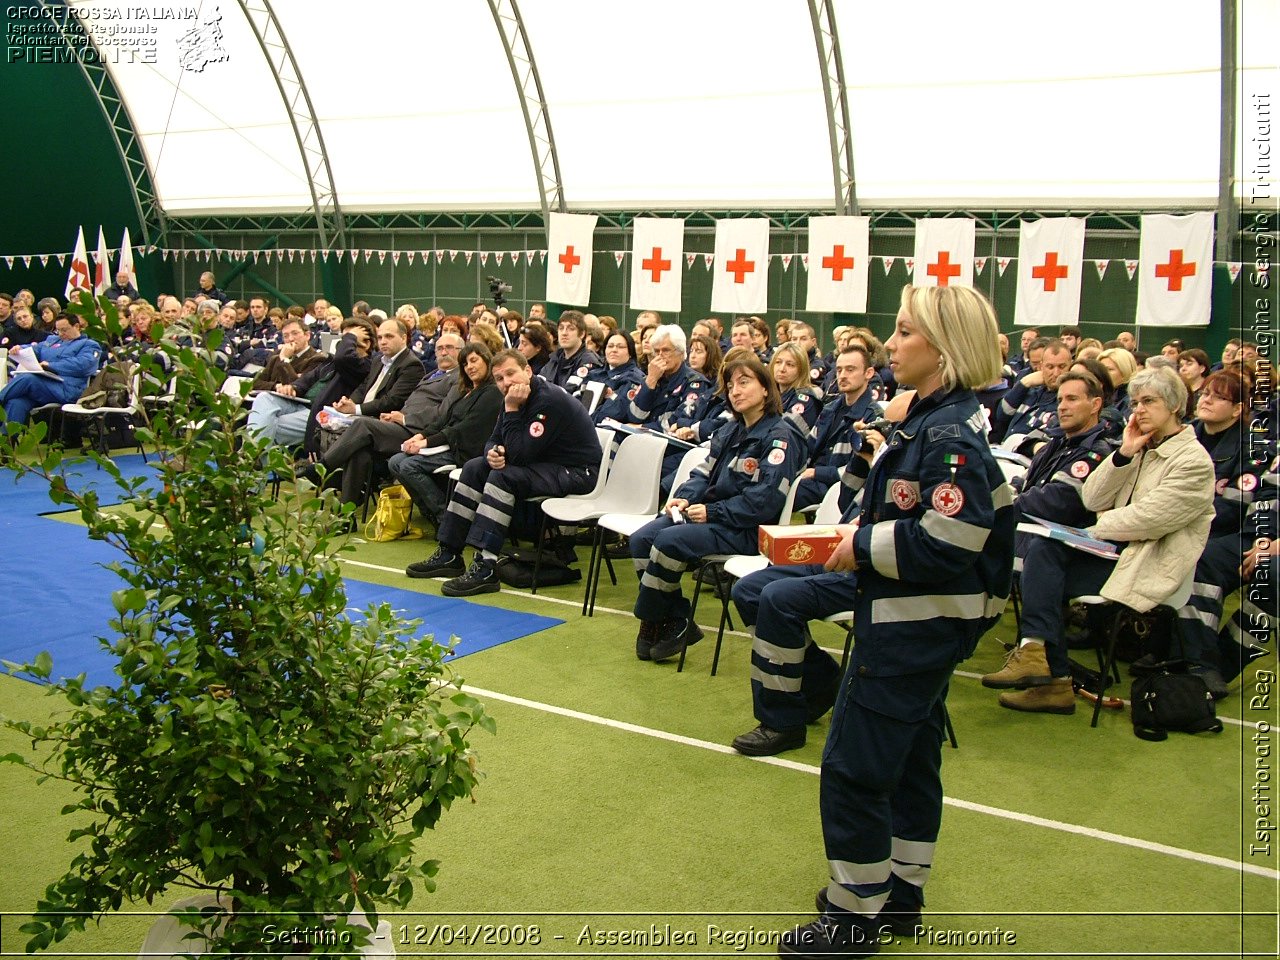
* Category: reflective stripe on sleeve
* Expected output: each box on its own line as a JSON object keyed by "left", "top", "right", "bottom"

{"left": 920, "top": 510, "right": 990, "bottom": 553}
{"left": 869, "top": 521, "right": 899, "bottom": 580}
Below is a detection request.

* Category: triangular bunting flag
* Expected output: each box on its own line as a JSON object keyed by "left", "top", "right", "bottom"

{"left": 3, "top": 256, "right": 13, "bottom": 269}
{"left": 445, "top": 249, "right": 456, "bottom": 262}
{"left": 801, "top": 254, "right": 809, "bottom": 271}
{"left": 614, "top": 251, "right": 625, "bottom": 267}
{"left": 463, "top": 251, "right": 473, "bottom": 266}
{"left": 524, "top": 250, "right": 535, "bottom": 265}
{"left": 1227, "top": 262, "right": 1242, "bottom": 283}
{"left": 686, "top": 253, "right": 697, "bottom": 268}
{"left": 377, "top": 251, "right": 387, "bottom": 265}
{"left": 57, "top": 254, "right": 67, "bottom": 267}
{"left": 974, "top": 257, "right": 987, "bottom": 274}
{"left": 39, "top": 255, "right": 49, "bottom": 267}
{"left": 358, "top": 250, "right": 370, "bottom": 264}
{"left": 392, "top": 251, "right": 401, "bottom": 266}
{"left": 881, "top": 256, "right": 896, "bottom": 274}
{"left": 905, "top": 258, "right": 916, "bottom": 274}
{"left": 996, "top": 258, "right": 1010, "bottom": 276}
{"left": 21, "top": 256, "right": 32, "bottom": 268}
{"left": 703, "top": 253, "right": 714, "bottom": 270}
{"left": 1094, "top": 259, "right": 1110, "bottom": 281}
{"left": 781, "top": 253, "right": 793, "bottom": 270}
{"left": 1124, "top": 259, "right": 1139, "bottom": 281}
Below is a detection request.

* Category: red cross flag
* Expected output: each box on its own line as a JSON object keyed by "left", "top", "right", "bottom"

{"left": 629, "top": 217, "right": 685, "bottom": 313}
{"left": 65, "top": 226, "right": 92, "bottom": 301}
{"left": 93, "top": 226, "right": 112, "bottom": 295}
{"left": 1013, "top": 217, "right": 1085, "bottom": 328}
{"left": 912, "top": 218, "right": 975, "bottom": 288}
{"left": 711, "top": 217, "right": 769, "bottom": 313}
{"left": 1136, "top": 212, "right": 1214, "bottom": 327}
{"left": 805, "top": 216, "right": 870, "bottom": 313}
{"left": 545, "top": 212, "right": 598, "bottom": 306}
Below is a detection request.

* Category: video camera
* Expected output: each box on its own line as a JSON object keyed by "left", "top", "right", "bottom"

{"left": 487, "top": 276, "right": 513, "bottom": 307}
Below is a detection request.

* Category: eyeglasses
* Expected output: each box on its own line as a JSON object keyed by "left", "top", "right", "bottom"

{"left": 651, "top": 347, "right": 678, "bottom": 357}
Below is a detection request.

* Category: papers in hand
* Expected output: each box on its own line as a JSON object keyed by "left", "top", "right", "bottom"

{"left": 415, "top": 444, "right": 450, "bottom": 456}
{"left": 8, "top": 346, "right": 62, "bottom": 380}
{"left": 1021, "top": 515, "right": 1118, "bottom": 559}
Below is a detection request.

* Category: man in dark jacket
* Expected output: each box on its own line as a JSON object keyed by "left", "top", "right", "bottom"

{"left": 327, "top": 317, "right": 424, "bottom": 420}
{"left": 308, "top": 334, "right": 467, "bottom": 506}
{"left": 537, "top": 309, "right": 601, "bottom": 395}
{"left": 245, "top": 318, "right": 373, "bottom": 450}
{"left": 405, "top": 349, "right": 602, "bottom": 596}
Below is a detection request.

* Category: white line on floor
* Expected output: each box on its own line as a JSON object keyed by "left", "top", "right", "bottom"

{"left": 468, "top": 685, "right": 1279, "bottom": 881}
{"left": 340, "top": 552, "right": 1269, "bottom": 875}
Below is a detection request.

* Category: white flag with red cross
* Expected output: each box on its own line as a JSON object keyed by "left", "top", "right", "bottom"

{"left": 1013, "top": 217, "right": 1085, "bottom": 328}
{"left": 94, "top": 227, "right": 112, "bottom": 295}
{"left": 629, "top": 217, "right": 684, "bottom": 312}
{"left": 65, "top": 226, "right": 92, "bottom": 300}
{"left": 545, "top": 212, "right": 598, "bottom": 306}
{"left": 805, "top": 216, "right": 870, "bottom": 313}
{"left": 711, "top": 217, "right": 769, "bottom": 313}
{"left": 912, "top": 218, "right": 976, "bottom": 288}
{"left": 1136, "top": 213, "right": 1214, "bottom": 327}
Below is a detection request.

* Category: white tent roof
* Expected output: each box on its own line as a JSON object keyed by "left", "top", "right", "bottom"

{"left": 72, "top": 0, "right": 1274, "bottom": 215}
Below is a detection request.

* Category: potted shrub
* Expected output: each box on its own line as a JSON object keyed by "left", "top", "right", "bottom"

{"left": 1, "top": 295, "right": 492, "bottom": 955}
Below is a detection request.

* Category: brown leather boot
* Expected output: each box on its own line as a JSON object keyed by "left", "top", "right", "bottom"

{"left": 999, "top": 678, "right": 1076, "bottom": 714}
{"left": 981, "top": 642, "right": 1054, "bottom": 689}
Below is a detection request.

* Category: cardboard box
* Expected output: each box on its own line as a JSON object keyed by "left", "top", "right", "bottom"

{"left": 759, "top": 524, "right": 845, "bottom": 566}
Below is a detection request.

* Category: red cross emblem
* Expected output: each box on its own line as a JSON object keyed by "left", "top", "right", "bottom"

{"left": 559, "top": 245, "right": 581, "bottom": 274}
{"left": 926, "top": 251, "right": 961, "bottom": 286}
{"left": 725, "top": 248, "right": 755, "bottom": 284}
{"left": 742, "top": 457, "right": 759, "bottom": 473}
{"left": 931, "top": 482, "right": 964, "bottom": 516}
{"left": 1032, "top": 252, "right": 1069, "bottom": 292}
{"left": 529, "top": 421, "right": 545, "bottom": 437}
{"left": 891, "top": 479, "right": 918, "bottom": 510}
{"left": 1070, "top": 460, "right": 1090, "bottom": 479}
{"left": 1154, "top": 249, "right": 1196, "bottom": 291}
{"left": 822, "top": 244, "right": 855, "bottom": 281}
{"left": 1240, "top": 473, "right": 1258, "bottom": 491}
{"left": 641, "top": 246, "right": 671, "bottom": 283}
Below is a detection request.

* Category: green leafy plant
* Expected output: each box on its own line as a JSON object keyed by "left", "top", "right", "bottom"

{"left": 1, "top": 293, "right": 493, "bottom": 954}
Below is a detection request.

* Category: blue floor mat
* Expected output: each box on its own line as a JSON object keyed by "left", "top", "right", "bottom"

{"left": 0, "top": 468, "right": 561, "bottom": 688}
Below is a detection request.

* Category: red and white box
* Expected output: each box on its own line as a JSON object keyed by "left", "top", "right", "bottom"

{"left": 759, "top": 525, "right": 845, "bottom": 566}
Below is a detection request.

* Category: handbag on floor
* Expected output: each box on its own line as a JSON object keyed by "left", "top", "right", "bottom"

{"left": 364, "top": 483, "right": 413, "bottom": 542}
{"left": 1130, "top": 660, "right": 1222, "bottom": 742}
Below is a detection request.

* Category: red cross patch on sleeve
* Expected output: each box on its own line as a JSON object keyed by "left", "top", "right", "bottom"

{"left": 767, "top": 448, "right": 786, "bottom": 466}
{"left": 1070, "top": 460, "right": 1090, "bottom": 479}
{"left": 791, "top": 402, "right": 805, "bottom": 415}
{"left": 529, "top": 421, "right": 545, "bottom": 438}
{"left": 1240, "top": 473, "right": 1258, "bottom": 491}
{"left": 931, "top": 483, "right": 964, "bottom": 516}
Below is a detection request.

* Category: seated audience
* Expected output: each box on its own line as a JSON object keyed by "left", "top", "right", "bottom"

{"left": 587, "top": 330, "right": 646, "bottom": 424}
{"left": 984, "top": 366, "right": 1215, "bottom": 714}
{"left": 403, "top": 349, "right": 602, "bottom": 596}
{"left": 386, "top": 343, "right": 504, "bottom": 525}
{"left": 1178, "top": 348, "right": 1210, "bottom": 419}
{"left": 1098, "top": 346, "right": 1138, "bottom": 419}
{"left": 794, "top": 343, "right": 882, "bottom": 511}
{"left": 991, "top": 338, "right": 1073, "bottom": 446}
{"left": 249, "top": 316, "right": 331, "bottom": 392}
{"left": 623, "top": 325, "right": 710, "bottom": 429}
{"left": 538, "top": 310, "right": 601, "bottom": 395}
{"left": 517, "top": 323, "right": 554, "bottom": 376}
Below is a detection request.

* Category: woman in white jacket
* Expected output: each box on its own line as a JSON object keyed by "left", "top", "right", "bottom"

{"left": 982, "top": 366, "right": 1215, "bottom": 713}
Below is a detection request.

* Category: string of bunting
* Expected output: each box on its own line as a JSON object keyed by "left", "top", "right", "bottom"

{"left": 0, "top": 245, "right": 1255, "bottom": 283}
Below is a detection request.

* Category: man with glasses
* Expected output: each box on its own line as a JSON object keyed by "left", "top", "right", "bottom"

{"left": 538, "top": 309, "right": 601, "bottom": 396}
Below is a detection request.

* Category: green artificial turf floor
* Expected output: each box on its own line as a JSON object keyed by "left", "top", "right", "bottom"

{"left": 1, "top": 499, "right": 1276, "bottom": 958}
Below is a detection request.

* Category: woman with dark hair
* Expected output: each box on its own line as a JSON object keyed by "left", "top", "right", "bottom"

{"left": 749, "top": 317, "right": 772, "bottom": 362}
{"left": 516, "top": 324, "right": 554, "bottom": 376}
{"left": 588, "top": 330, "right": 645, "bottom": 424}
{"left": 630, "top": 352, "right": 807, "bottom": 664}
{"left": 387, "top": 341, "right": 503, "bottom": 527}
{"left": 668, "top": 334, "right": 728, "bottom": 442}
{"left": 1178, "top": 348, "right": 1211, "bottom": 419}
{"left": 36, "top": 297, "right": 60, "bottom": 329}
{"left": 770, "top": 341, "right": 821, "bottom": 430}
{"left": 498, "top": 309, "right": 524, "bottom": 348}
{"left": 1171, "top": 370, "right": 1271, "bottom": 696}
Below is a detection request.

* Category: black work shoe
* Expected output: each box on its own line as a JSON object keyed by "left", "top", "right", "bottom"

{"left": 778, "top": 914, "right": 880, "bottom": 958}
{"left": 1191, "top": 666, "right": 1230, "bottom": 700}
{"left": 805, "top": 673, "right": 843, "bottom": 723}
{"left": 605, "top": 536, "right": 632, "bottom": 560}
{"left": 406, "top": 547, "right": 464, "bottom": 579}
{"left": 648, "top": 618, "right": 703, "bottom": 662}
{"left": 732, "top": 723, "right": 806, "bottom": 756}
{"left": 815, "top": 888, "right": 921, "bottom": 937}
{"left": 636, "top": 620, "right": 659, "bottom": 661}
{"left": 441, "top": 557, "right": 501, "bottom": 597}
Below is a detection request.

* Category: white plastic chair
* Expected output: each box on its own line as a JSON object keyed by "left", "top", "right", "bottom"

{"left": 590, "top": 444, "right": 710, "bottom": 616}
{"left": 60, "top": 371, "right": 148, "bottom": 461}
